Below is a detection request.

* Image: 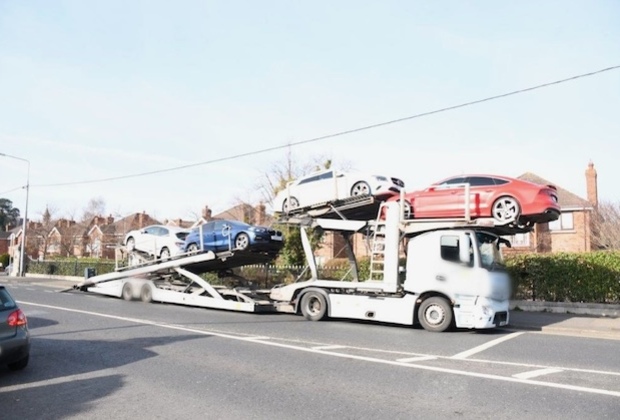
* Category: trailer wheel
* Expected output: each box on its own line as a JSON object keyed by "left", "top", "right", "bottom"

{"left": 140, "top": 284, "right": 153, "bottom": 303}
{"left": 121, "top": 283, "right": 134, "bottom": 301}
{"left": 418, "top": 297, "right": 453, "bottom": 332}
{"left": 300, "top": 291, "right": 328, "bottom": 321}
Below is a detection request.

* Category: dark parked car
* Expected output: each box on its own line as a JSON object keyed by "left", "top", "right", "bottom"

{"left": 184, "top": 220, "right": 283, "bottom": 254}
{"left": 0, "top": 285, "right": 30, "bottom": 371}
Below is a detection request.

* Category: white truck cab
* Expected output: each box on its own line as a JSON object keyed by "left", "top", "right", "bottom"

{"left": 403, "top": 229, "right": 511, "bottom": 330}
{"left": 270, "top": 201, "right": 514, "bottom": 332}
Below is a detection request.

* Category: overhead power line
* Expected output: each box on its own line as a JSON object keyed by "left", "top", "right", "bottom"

{"left": 0, "top": 186, "right": 25, "bottom": 195}
{"left": 33, "top": 64, "right": 620, "bottom": 188}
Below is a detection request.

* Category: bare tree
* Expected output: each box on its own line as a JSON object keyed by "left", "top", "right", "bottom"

{"left": 81, "top": 197, "right": 106, "bottom": 223}
{"left": 591, "top": 200, "right": 620, "bottom": 250}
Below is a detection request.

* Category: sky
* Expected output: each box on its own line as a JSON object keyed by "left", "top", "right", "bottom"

{"left": 0, "top": 1, "right": 619, "bottom": 224}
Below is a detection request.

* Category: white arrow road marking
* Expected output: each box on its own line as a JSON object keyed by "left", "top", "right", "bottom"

{"left": 451, "top": 332, "right": 524, "bottom": 359}
{"left": 396, "top": 356, "right": 437, "bottom": 363}
{"left": 513, "top": 367, "right": 564, "bottom": 380}
{"left": 312, "top": 345, "right": 347, "bottom": 350}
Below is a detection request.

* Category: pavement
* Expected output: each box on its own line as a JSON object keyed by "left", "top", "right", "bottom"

{"left": 2, "top": 274, "right": 620, "bottom": 340}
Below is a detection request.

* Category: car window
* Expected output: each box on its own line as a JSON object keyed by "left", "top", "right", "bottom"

{"left": 318, "top": 171, "right": 333, "bottom": 180}
{"left": 437, "top": 177, "right": 466, "bottom": 187}
{"left": 491, "top": 177, "right": 509, "bottom": 185}
{"left": 144, "top": 226, "right": 158, "bottom": 235}
{"left": 176, "top": 232, "right": 189, "bottom": 240}
{"left": 298, "top": 173, "right": 322, "bottom": 185}
{"left": 0, "top": 288, "right": 17, "bottom": 310}
{"left": 159, "top": 227, "right": 169, "bottom": 236}
{"left": 466, "top": 176, "right": 495, "bottom": 187}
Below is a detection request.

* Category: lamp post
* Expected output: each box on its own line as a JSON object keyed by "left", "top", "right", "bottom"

{"left": 0, "top": 153, "right": 30, "bottom": 277}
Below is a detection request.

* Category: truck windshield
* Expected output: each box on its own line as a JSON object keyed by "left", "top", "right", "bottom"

{"left": 475, "top": 232, "right": 505, "bottom": 270}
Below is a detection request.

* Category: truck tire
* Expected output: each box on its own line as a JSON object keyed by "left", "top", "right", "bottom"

{"left": 418, "top": 297, "right": 453, "bottom": 332}
{"left": 121, "top": 283, "right": 134, "bottom": 301}
{"left": 140, "top": 284, "right": 153, "bottom": 303}
{"left": 300, "top": 290, "right": 328, "bottom": 321}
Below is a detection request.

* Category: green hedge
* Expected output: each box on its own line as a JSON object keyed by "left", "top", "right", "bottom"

{"left": 28, "top": 259, "right": 116, "bottom": 277}
{"left": 506, "top": 251, "right": 620, "bottom": 303}
{"left": 25, "top": 252, "right": 620, "bottom": 304}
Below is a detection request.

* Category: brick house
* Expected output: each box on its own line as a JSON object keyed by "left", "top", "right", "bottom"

{"left": 83, "top": 212, "right": 161, "bottom": 259}
{"left": 192, "top": 203, "right": 270, "bottom": 228}
{"left": 504, "top": 162, "right": 598, "bottom": 254}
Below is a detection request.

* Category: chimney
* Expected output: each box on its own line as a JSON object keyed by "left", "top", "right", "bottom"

{"left": 138, "top": 211, "right": 145, "bottom": 228}
{"left": 585, "top": 161, "right": 598, "bottom": 207}
{"left": 202, "top": 205, "right": 212, "bottom": 221}
{"left": 107, "top": 214, "right": 114, "bottom": 225}
{"left": 255, "top": 202, "right": 266, "bottom": 226}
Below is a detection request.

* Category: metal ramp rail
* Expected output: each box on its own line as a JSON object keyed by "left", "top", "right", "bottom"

{"left": 69, "top": 246, "right": 283, "bottom": 313}
{"left": 276, "top": 194, "right": 380, "bottom": 223}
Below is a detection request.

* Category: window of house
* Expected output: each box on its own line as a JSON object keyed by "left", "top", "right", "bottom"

{"left": 549, "top": 212, "right": 574, "bottom": 231}
{"left": 506, "top": 233, "right": 530, "bottom": 247}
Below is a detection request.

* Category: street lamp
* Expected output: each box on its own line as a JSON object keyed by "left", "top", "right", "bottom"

{"left": 0, "top": 153, "right": 30, "bottom": 277}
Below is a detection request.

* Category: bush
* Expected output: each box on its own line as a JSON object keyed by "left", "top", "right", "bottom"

{"left": 28, "top": 259, "right": 116, "bottom": 277}
{"left": 506, "top": 251, "right": 620, "bottom": 303}
{"left": 0, "top": 253, "right": 9, "bottom": 268}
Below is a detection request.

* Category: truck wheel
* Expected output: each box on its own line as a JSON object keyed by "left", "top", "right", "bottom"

{"left": 121, "top": 283, "right": 134, "bottom": 301}
{"left": 418, "top": 297, "right": 453, "bottom": 332}
{"left": 140, "top": 284, "right": 153, "bottom": 303}
{"left": 300, "top": 291, "right": 328, "bottom": 321}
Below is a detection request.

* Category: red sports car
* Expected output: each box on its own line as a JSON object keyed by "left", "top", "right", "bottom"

{"left": 387, "top": 174, "right": 560, "bottom": 224}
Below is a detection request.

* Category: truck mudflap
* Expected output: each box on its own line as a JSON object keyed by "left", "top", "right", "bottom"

{"left": 453, "top": 297, "right": 510, "bottom": 329}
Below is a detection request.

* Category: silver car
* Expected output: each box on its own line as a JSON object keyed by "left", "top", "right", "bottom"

{"left": 0, "top": 285, "right": 30, "bottom": 370}
{"left": 274, "top": 169, "right": 405, "bottom": 213}
{"left": 124, "top": 225, "right": 191, "bottom": 259}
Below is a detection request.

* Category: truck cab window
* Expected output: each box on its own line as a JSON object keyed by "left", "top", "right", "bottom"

{"left": 440, "top": 235, "right": 460, "bottom": 263}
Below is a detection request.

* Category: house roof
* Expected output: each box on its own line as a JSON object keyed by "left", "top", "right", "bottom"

{"left": 517, "top": 172, "right": 592, "bottom": 209}
{"left": 110, "top": 212, "right": 161, "bottom": 233}
{"left": 211, "top": 203, "right": 274, "bottom": 226}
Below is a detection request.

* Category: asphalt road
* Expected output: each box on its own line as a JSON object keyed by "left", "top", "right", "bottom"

{"left": 1, "top": 283, "right": 619, "bottom": 419}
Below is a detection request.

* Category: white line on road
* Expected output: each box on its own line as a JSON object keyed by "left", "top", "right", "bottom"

{"left": 245, "top": 336, "right": 271, "bottom": 341}
{"left": 396, "top": 356, "right": 437, "bottom": 363}
{"left": 451, "top": 332, "right": 524, "bottom": 359}
{"left": 0, "top": 370, "right": 114, "bottom": 393}
{"left": 513, "top": 367, "right": 564, "bottom": 380}
{"left": 312, "top": 345, "right": 348, "bottom": 351}
{"left": 15, "top": 301, "right": 620, "bottom": 398}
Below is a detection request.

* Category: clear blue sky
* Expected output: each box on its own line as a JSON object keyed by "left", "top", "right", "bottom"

{"left": 1, "top": 1, "right": 618, "bottom": 222}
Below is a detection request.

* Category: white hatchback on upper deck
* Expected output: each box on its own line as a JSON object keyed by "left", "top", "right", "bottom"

{"left": 273, "top": 169, "right": 405, "bottom": 213}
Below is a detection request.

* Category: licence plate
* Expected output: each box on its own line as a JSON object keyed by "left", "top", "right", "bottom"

{"left": 271, "top": 236, "right": 282, "bottom": 241}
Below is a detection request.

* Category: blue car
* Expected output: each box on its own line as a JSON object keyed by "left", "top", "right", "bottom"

{"left": 184, "top": 220, "right": 284, "bottom": 254}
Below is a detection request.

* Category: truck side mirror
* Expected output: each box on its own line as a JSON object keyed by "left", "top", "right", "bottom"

{"left": 459, "top": 234, "right": 471, "bottom": 264}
